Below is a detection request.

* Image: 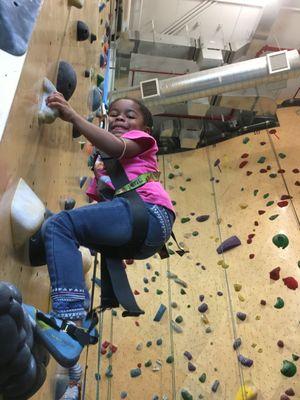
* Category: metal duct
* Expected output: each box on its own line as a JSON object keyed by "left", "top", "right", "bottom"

{"left": 110, "top": 50, "right": 300, "bottom": 107}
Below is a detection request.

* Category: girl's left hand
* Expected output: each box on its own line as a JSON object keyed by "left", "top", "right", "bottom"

{"left": 46, "top": 92, "right": 78, "bottom": 123}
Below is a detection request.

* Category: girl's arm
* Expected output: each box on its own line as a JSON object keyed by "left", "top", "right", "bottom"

{"left": 46, "top": 92, "right": 148, "bottom": 158}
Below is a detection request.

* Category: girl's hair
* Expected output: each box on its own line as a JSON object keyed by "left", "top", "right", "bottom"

{"left": 108, "top": 98, "right": 153, "bottom": 133}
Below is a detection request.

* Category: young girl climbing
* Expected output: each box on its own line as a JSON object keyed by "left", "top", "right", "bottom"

{"left": 45, "top": 94, "right": 175, "bottom": 398}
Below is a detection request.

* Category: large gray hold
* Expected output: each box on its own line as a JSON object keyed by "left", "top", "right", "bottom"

{"left": 56, "top": 61, "right": 77, "bottom": 101}
{"left": 0, "top": 0, "right": 43, "bottom": 56}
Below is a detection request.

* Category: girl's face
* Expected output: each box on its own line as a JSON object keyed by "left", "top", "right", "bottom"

{"left": 108, "top": 99, "right": 149, "bottom": 136}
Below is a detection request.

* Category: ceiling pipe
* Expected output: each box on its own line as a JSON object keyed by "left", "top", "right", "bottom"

{"left": 110, "top": 50, "right": 300, "bottom": 107}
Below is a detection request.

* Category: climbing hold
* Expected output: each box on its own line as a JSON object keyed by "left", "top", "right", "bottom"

{"left": 100, "top": 53, "right": 106, "bottom": 68}
{"left": 184, "top": 351, "right": 192, "bottom": 360}
{"left": 120, "top": 391, "right": 128, "bottom": 399}
{"left": 258, "top": 210, "right": 265, "bottom": 215}
{"left": 156, "top": 289, "right": 163, "bottom": 295}
{"left": 130, "top": 368, "right": 141, "bottom": 378}
{"left": 198, "top": 303, "right": 208, "bottom": 313}
{"left": 269, "top": 267, "right": 280, "bottom": 281}
{"left": 199, "top": 373, "right": 206, "bottom": 383}
{"left": 188, "top": 362, "right": 196, "bottom": 372}
{"left": 175, "top": 315, "right": 183, "bottom": 324}
{"left": 272, "top": 234, "right": 289, "bottom": 249}
{"left": 171, "top": 321, "right": 183, "bottom": 333}
{"left": 236, "top": 312, "right": 247, "bottom": 321}
{"left": 269, "top": 173, "right": 277, "bottom": 178}
{"left": 153, "top": 304, "right": 167, "bottom": 322}
{"left": 277, "top": 200, "right": 288, "bottom": 208}
{"left": 238, "top": 355, "right": 253, "bottom": 367}
{"left": 239, "top": 161, "right": 248, "bottom": 168}
{"left": 200, "top": 314, "right": 209, "bottom": 325}
{"left": 234, "top": 283, "right": 242, "bottom": 292}
{"left": 283, "top": 277, "right": 298, "bottom": 290}
{"left": 146, "top": 341, "right": 152, "bottom": 348}
{"left": 181, "top": 389, "right": 193, "bottom": 400}
{"left": 281, "top": 360, "right": 297, "bottom": 377}
{"left": 274, "top": 297, "right": 284, "bottom": 309}
{"left": 196, "top": 215, "right": 209, "bottom": 222}
{"left": 243, "top": 137, "right": 250, "bottom": 144}
{"left": 56, "top": 61, "right": 77, "bottom": 101}
{"left": 166, "top": 355, "right": 174, "bottom": 364}
{"left": 90, "top": 33, "right": 97, "bottom": 43}
{"left": 266, "top": 201, "right": 274, "bottom": 207}
{"left": 233, "top": 337, "right": 242, "bottom": 350}
{"left": 269, "top": 214, "right": 279, "bottom": 221}
{"left": 69, "top": 0, "right": 84, "bottom": 8}
{"left": 88, "top": 86, "right": 102, "bottom": 112}
{"left": 257, "top": 156, "right": 266, "bottom": 163}
{"left": 60, "top": 197, "right": 76, "bottom": 210}
{"left": 156, "top": 338, "right": 163, "bottom": 346}
{"left": 211, "top": 380, "right": 220, "bottom": 392}
{"left": 99, "top": 2, "right": 106, "bottom": 12}
{"left": 253, "top": 189, "right": 259, "bottom": 196}
{"left": 181, "top": 217, "right": 190, "bottom": 224}
{"left": 38, "top": 78, "right": 59, "bottom": 124}
{"left": 216, "top": 236, "right": 241, "bottom": 254}
{"left": 278, "top": 153, "right": 286, "bottom": 159}
{"left": 180, "top": 186, "right": 186, "bottom": 192}
{"left": 277, "top": 340, "right": 284, "bottom": 348}
{"left": 174, "top": 278, "right": 188, "bottom": 288}
{"left": 246, "top": 171, "right": 253, "bottom": 176}
{"left": 235, "top": 382, "right": 258, "bottom": 400}
{"left": 144, "top": 360, "right": 152, "bottom": 367}
{"left": 77, "top": 20, "right": 90, "bottom": 40}
{"left": 241, "top": 153, "right": 249, "bottom": 158}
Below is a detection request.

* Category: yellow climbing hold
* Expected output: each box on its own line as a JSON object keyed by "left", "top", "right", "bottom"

{"left": 238, "top": 294, "right": 245, "bottom": 302}
{"left": 201, "top": 314, "right": 210, "bottom": 325}
{"left": 217, "top": 260, "right": 229, "bottom": 269}
{"left": 235, "top": 382, "right": 258, "bottom": 400}
{"left": 234, "top": 283, "right": 242, "bottom": 292}
{"left": 239, "top": 203, "right": 248, "bottom": 210}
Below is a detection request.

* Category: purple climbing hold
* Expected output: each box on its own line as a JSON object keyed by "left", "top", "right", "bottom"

{"left": 233, "top": 337, "right": 242, "bottom": 350}
{"left": 196, "top": 215, "right": 210, "bottom": 222}
{"left": 198, "top": 303, "right": 208, "bottom": 313}
{"left": 216, "top": 236, "right": 241, "bottom": 254}
{"left": 238, "top": 354, "right": 253, "bottom": 367}
{"left": 183, "top": 351, "right": 192, "bottom": 361}
{"left": 199, "top": 295, "right": 205, "bottom": 302}
{"left": 236, "top": 312, "right": 247, "bottom": 321}
{"left": 188, "top": 362, "right": 196, "bottom": 372}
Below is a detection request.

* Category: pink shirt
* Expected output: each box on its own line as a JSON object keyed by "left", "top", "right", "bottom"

{"left": 86, "top": 130, "right": 175, "bottom": 215}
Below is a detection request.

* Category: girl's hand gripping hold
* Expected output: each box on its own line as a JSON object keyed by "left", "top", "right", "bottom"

{"left": 46, "top": 92, "right": 78, "bottom": 123}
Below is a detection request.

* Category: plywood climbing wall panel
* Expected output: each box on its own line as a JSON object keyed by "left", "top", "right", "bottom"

{"left": 0, "top": 0, "right": 109, "bottom": 398}
{"left": 85, "top": 107, "right": 299, "bottom": 399}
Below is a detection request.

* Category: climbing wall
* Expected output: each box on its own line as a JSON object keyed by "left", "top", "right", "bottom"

{"left": 84, "top": 107, "right": 300, "bottom": 400}
{"left": 0, "top": 0, "right": 109, "bottom": 398}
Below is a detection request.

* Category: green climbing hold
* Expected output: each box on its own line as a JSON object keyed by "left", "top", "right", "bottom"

{"left": 156, "top": 289, "right": 163, "bottom": 295}
{"left": 145, "top": 360, "right": 152, "bottom": 367}
{"left": 146, "top": 341, "right": 152, "bottom": 347}
{"left": 156, "top": 338, "right": 163, "bottom": 346}
{"left": 186, "top": 177, "right": 191, "bottom": 182}
{"left": 243, "top": 137, "right": 250, "bottom": 144}
{"left": 274, "top": 297, "right": 284, "bottom": 309}
{"left": 199, "top": 373, "right": 206, "bottom": 383}
{"left": 292, "top": 354, "right": 299, "bottom": 361}
{"left": 192, "top": 231, "right": 199, "bottom": 237}
{"left": 280, "top": 360, "right": 297, "bottom": 377}
{"left": 174, "top": 165, "right": 180, "bottom": 169}
{"left": 263, "top": 193, "right": 269, "bottom": 199}
{"left": 166, "top": 355, "right": 174, "bottom": 364}
{"left": 105, "top": 365, "right": 113, "bottom": 378}
{"left": 168, "top": 173, "right": 175, "bottom": 179}
{"left": 272, "top": 234, "right": 289, "bottom": 249}
{"left": 278, "top": 153, "right": 286, "bottom": 159}
{"left": 168, "top": 249, "right": 175, "bottom": 255}
{"left": 112, "top": 310, "right": 117, "bottom": 316}
{"left": 254, "top": 189, "right": 259, "bottom": 196}
{"left": 269, "top": 173, "right": 277, "bottom": 178}
{"left": 180, "top": 288, "right": 186, "bottom": 295}
{"left": 269, "top": 214, "right": 279, "bottom": 221}
{"left": 181, "top": 389, "right": 193, "bottom": 400}
{"left": 180, "top": 186, "right": 186, "bottom": 192}
{"left": 181, "top": 217, "right": 190, "bottom": 224}
{"left": 266, "top": 201, "right": 274, "bottom": 206}
{"left": 257, "top": 156, "right": 266, "bottom": 163}
{"left": 175, "top": 315, "right": 183, "bottom": 324}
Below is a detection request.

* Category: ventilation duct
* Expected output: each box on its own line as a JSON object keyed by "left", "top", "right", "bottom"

{"left": 110, "top": 50, "right": 300, "bottom": 108}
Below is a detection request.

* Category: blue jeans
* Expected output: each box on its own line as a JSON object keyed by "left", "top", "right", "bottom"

{"left": 42, "top": 198, "right": 174, "bottom": 320}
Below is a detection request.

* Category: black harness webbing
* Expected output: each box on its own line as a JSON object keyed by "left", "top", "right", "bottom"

{"left": 97, "top": 152, "right": 148, "bottom": 317}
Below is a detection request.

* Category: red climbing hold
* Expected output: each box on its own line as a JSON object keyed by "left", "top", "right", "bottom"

{"left": 270, "top": 267, "right": 281, "bottom": 281}
{"left": 247, "top": 239, "right": 252, "bottom": 244}
{"left": 295, "top": 181, "right": 300, "bottom": 186}
{"left": 249, "top": 254, "right": 255, "bottom": 259}
{"left": 277, "top": 201, "right": 288, "bottom": 208}
{"left": 292, "top": 168, "right": 299, "bottom": 173}
{"left": 248, "top": 234, "right": 255, "bottom": 239}
{"left": 283, "top": 277, "right": 298, "bottom": 290}
{"left": 278, "top": 169, "right": 285, "bottom": 174}
{"left": 135, "top": 321, "right": 140, "bottom": 326}
{"left": 260, "top": 141, "right": 266, "bottom": 145}
{"left": 241, "top": 153, "right": 249, "bottom": 159}
{"left": 260, "top": 169, "right": 268, "bottom": 173}
{"left": 110, "top": 344, "right": 118, "bottom": 353}
{"left": 254, "top": 221, "right": 259, "bottom": 226}
{"left": 134, "top": 290, "right": 140, "bottom": 295}
{"left": 269, "top": 129, "right": 277, "bottom": 134}
{"left": 239, "top": 161, "right": 248, "bottom": 168}
{"left": 246, "top": 171, "right": 253, "bottom": 176}
{"left": 258, "top": 210, "right": 265, "bottom": 215}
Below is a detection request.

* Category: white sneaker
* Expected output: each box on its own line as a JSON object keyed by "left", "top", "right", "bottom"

{"left": 59, "top": 384, "right": 79, "bottom": 400}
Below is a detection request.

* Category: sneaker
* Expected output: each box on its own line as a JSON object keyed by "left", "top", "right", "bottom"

{"left": 59, "top": 382, "right": 80, "bottom": 400}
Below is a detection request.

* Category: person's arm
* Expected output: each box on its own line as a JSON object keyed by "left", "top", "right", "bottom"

{"left": 46, "top": 92, "right": 147, "bottom": 158}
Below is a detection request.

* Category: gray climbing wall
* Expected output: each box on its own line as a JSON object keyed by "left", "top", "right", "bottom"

{"left": 84, "top": 107, "right": 300, "bottom": 399}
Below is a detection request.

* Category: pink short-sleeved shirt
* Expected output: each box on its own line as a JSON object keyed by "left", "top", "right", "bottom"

{"left": 86, "top": 130, "right": 175, "bottom": 215}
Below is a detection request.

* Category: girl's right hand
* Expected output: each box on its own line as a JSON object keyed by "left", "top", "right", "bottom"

{"left": 46, "top": 92, "right": 77, "bottom": 123}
